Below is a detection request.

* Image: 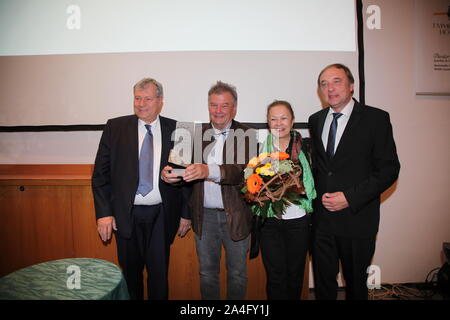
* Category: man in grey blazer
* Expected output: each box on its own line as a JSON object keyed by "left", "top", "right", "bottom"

{"left": 92, "top": 78, "right": 191, "bottom": 300}
{"left": 308, "top": 64, "right": 400, "bottom": 300}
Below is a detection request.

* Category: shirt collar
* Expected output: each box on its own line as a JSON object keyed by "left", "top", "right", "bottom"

{"left": 138, "top": 115, "right": 160, "bottom": 130}
{"left": 327, "top": 99, "right": 355, "bottom": 118}
{"left": 211, "top": 120, "right": 233, "bottom": 137}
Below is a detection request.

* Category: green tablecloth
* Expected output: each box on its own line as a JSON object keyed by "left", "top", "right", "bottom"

{"left": 0, "top": 258, "right": 129, "bottom": 300}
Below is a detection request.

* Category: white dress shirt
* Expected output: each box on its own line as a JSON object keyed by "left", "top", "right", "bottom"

{"left": 321, "top": 99, "right": 355, "bottom": 154}
{"left": 203, "top": 122, "right": 232, "bottom": 209}
{"left": 134, "top": 116, "right": 163, "bottom": 205}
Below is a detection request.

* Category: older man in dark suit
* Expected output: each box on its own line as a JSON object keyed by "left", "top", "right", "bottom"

{"left": 92, "top": 78, "right": 191, "bottom": 300}
{"left": 308, "top": 64, "right": 400, "bottom": 300}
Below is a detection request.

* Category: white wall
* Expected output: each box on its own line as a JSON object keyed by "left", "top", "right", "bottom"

{"left": 0, "top": 50, "right": 358, "bottom": 164}
{"left": 364, "top": 0, "right": 450, "bottom": 284}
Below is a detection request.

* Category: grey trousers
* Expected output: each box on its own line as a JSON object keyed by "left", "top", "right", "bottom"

{"left": 195, "top": 208, "right": 249, "bottom": 300}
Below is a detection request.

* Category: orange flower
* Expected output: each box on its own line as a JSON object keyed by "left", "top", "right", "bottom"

{"left": 270, "top": 152, "right": 290, "bottom": 160}
{"left": 247, "top": 173, "right": 264, "bottom": 194}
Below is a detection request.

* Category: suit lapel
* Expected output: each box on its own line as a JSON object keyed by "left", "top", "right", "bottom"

{"left": 159, "top": 116, "right": 173, "bottom": 179}
{"left": 333, "top": 100, "right": 364, "bottom": 160}
{"left": 315, "top": 108, "right": 329, "bottom": 156}
{"left": 127, "top": 115, "right": 139, "bottom": 178}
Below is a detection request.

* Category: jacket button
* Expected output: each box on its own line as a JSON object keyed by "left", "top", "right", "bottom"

{"left": 328, "top": 172, "right": 333, "bottom": 176}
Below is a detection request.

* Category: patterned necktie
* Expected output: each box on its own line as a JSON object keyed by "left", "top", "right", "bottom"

{"left": 137, "top": 124, "right": 153, "bottom": 196}
{"left": 213, "top": 130, "right": 228, "bottom": 140}
{"left": 326, "top": 112, "right": 343, "bottom": 159}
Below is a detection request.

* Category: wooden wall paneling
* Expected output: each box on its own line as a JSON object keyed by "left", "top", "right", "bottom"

{"left": 168, "top": 232, "right": 201, "bottom": 299}
{"left": 303, "top": 255, "right": 311, "bottom": 300}
{"left": 0, "top": 185, "right": 25, "bottom": 276}
{"left": 0, "top": 165, "right": 310, "bottom": 300}
{"left": 29, "top": 185, "right": 75, "bottom": 262}
{"left": 246, "top": 254, "right": 267, "bottom": 299}
{"left": 0, "top": 164, "right": 93, "bottom": 178}
{"left": 70, "top": 185, "right": 118, "bottom": 264}
{"left": 0, "top": 184, "right": 75, "bottom": 277}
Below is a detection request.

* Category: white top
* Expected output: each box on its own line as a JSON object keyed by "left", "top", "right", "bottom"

{"left": 134, "top": 116, "right": 163, "bottom": 205}
{"left": 282, "top": 202, "right": 306, "bottom": 220}
{"left": 321, "top": 99, "right": 355, "bottom": 155}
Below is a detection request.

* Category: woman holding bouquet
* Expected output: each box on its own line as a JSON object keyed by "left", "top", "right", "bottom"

{"left": 257, "top": 100, "right": 316, "bottom": 299}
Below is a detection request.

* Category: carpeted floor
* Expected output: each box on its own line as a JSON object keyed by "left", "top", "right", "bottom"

{"left": 307, "top": 283, "right": 447, "bottom": 300}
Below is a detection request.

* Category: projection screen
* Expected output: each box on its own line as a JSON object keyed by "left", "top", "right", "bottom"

{"left": 0, "top": 0, "right": 359, "bottom": 127}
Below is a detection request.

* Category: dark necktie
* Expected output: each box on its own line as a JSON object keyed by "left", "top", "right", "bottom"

{"left": 326, "top": 113, "right": 343, "bottom": 159}
{"left": 137, "top": 124, "right": 153, "bottom": 196}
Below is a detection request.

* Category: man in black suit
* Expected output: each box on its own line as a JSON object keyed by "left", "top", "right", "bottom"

{"left": 92, "top": 78, "right": 191, "bottom": 300}
{"left": 308, "top": 64, "right": 400, "bottom": 300}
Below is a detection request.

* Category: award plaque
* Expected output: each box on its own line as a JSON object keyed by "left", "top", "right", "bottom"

{"left": 168, "top": 149, "right": 188, "bottom": 177}
{"left": 168, "top": 122, "right": 195, "bottom": 177}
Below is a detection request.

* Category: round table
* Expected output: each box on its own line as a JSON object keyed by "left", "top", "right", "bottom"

{"left": 0, "top": 258, "right": 129, "bottom": 300}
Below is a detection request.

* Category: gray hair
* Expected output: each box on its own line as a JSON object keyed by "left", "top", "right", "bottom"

{"left": 133, "top": 78, "right": 164, "bottom": 97}
{"left": 208, "top": 81, "right": 237, "bottom": 104}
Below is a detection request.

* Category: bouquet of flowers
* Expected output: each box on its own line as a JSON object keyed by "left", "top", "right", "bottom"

{"left": 241, "top": 152, "right": 306, "bottom": 219}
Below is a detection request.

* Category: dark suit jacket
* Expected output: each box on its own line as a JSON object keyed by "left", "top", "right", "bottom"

{"left": 308, "top": 100, "right": 400, "bottom": 238}
{"left": 189, "top": 120, "right": 255, "bottom": 241}
{"left": 92, "top": 115, "right": 191, "bottom": 244}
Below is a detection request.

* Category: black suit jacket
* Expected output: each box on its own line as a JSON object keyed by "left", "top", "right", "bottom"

{"left": 308, "top": 100, "right": 400, "bottom": 238}
{"left": 92, "top": 115, "right": 191, "bottom": 244}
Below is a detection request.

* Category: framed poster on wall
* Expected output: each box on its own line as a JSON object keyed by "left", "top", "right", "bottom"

{"left": 415, "top": 0, "right": 450, "bottom": 95}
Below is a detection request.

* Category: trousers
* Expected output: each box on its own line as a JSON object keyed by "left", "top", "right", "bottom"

{"left": 260, "top": 215, "right": 310, "bottom": 300}
{"left": 312, "top": 229, "right": 376, "bottom": 300}
{"left": 116, "top": 204, "right": 169, "bottom": 300}
{"left": 195, "top": 208, "right": 249, "bottom": 300}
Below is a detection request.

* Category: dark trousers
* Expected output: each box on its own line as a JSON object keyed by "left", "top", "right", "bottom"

{"left": 260, "top": 215, "right": 310, "bottom": 300}
{"left": 312, "top": 229, "right": 376, "bottom": 300}
{"left": 116, "top": 204, "right": 169, "bottom": 300}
